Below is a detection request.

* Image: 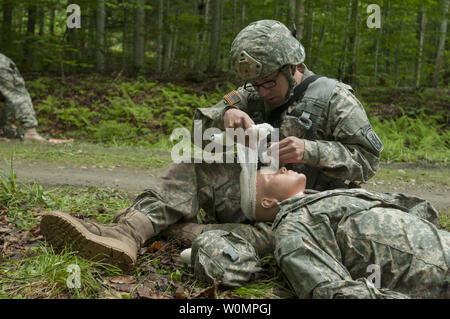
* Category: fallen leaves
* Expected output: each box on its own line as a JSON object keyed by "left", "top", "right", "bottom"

{"left": 191, "top": 280, "right": 221, "bottom": 299}
{"left": 0, "top": 212, "right": 43, "bottom": 261}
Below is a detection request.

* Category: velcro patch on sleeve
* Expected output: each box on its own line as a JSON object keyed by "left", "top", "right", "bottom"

{"left": 223, "top": 90, "right": 242, "bottom": 106}
{"left": 362, "top": 124, "right": 384, "bottom": 152}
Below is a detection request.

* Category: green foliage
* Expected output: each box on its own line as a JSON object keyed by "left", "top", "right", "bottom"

{"left": 0, "top": 244, "right": 121, "bottom": 299}
{"left": 30, "top": 76, "right": 225, "bottom": 144}
{"left": 0, "top": 156, "right": 131, "bottom": 230}
{"left": 371, "top": 114, "right": 449, "bottom": 163}
{"left": 0, "top": 158, "right": 56, "bottom": 229}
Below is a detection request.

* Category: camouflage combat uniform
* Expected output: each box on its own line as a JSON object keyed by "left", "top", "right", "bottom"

{"left": 0, "top": 53, "right": 38, "bottom": 137}
{"left": 129, "top": 65, "right": 382, "bottom": 256}
{"left": 128, "top": 21, "right": 382, "bottom": 257}
{"left": 272, "top": 189, "right": 449, "bottom": 298}
{"left": 191, "top": 189, "right": 448, "bottom": 298}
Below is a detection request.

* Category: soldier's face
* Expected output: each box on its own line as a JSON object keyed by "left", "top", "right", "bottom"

{"left": 256, "top": 167, "right": 306, "bottom": 203}
{"left": 252, "top": 69, "right": 290, "bottom": 104}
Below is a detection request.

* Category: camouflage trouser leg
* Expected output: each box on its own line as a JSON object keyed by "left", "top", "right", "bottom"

{"left": 274, "top": 207, "right": 449, "bottom": 298}
{"left": 127, "top": 162, "right": 274, "bottom": 257}
{"left": 0, "top": 68, "right": 38, "bottom": 129}
{"left": 127, "top": 163, "right": 199, "bottom": 235}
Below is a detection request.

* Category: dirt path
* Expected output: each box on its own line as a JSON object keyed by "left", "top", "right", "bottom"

{"left": 1, "top": 160, "right": 449, "bottom": 211}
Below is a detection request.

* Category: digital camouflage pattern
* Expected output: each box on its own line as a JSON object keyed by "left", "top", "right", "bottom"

{"left": 230, "top": 20, "right": 305, "bottom": 81}
{"left": 195, "top": 65, "right": 382, "bottom": 191}
{"left": 0, "top": 53, "right": 38, "bottom": 135}
{"left": 127, "top": 19, "right": 382, "bottom": 266}
{"left": 191, "top": 229, "right": 263, "bottom": 288}
{"left": 127, "top": 162, "right": 274, "bottom": 257}
{"left": 272, "top": 188, "right": 449, "bottom": 299}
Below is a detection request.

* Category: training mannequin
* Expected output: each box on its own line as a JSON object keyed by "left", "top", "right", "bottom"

{"left": 246, "top": 167, "right": 448, "bottom": 298}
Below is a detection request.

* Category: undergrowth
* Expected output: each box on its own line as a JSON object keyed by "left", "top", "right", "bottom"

{"left": 23, "top": 76, "right": 449, "bottom": 164}
{"left": 0, "top": 161, "right": 292, "bottom": 299}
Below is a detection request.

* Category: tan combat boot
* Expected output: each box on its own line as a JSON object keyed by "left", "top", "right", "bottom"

{"left": 40, "top": 209, "right": 155, "bottom": 272}
{"left": 23, "top": 127, "right": 48, "bottom": 143}
{"left": 114, "top": 209, "right": 204, "bottom": 246}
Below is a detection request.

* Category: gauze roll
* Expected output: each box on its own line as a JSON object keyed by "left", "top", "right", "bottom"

{"left": 210, "top": 123, "right": 274, "bottom": 220}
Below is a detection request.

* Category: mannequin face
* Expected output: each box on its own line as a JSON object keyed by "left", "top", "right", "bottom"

{"left": 255, "top": 167, "right": 306, "bottom": 221}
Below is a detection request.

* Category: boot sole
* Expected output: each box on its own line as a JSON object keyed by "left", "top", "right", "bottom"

{"left": 40, "top": 211, "right": 135, "bottom": 272}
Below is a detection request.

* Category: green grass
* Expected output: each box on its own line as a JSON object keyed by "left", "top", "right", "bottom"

{"left": 0, "top": 160, "right": 132, "bottom": 230}
{"left": 0, "top": 244, "right": 122, "bottom": 299}
{"left": 373, "top": 166, "right": 450, "bottom": 188}
{"left": 0, "top": 163, "right": 292, "bottom": 299}
{"left": 0, "top": 139, "right": 173, "bottom": 170}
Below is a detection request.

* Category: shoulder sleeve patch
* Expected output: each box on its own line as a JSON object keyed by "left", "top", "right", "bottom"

{"left": 223, "top": 90, "right": 242, "bottom": 106}
{"left": 362, "top": 124, "right": 383, "bottom": 152}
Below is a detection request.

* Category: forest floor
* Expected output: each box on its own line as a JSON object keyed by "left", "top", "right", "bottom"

{"left": 0, "top": 76, "right": 449, "bottom": 298}
{"left": 0, "top": 137, "right": 449, "bottom": 299}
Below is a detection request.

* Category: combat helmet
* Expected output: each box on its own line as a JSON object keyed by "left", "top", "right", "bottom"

{"left": 230, "top": 20, "right": 305, "bottom": 83}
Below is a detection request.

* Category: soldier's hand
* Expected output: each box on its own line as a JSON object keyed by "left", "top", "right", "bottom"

{"left": 270, "top": 136, "right": 305, "bottom": 164}
{"left": 223, "top": 108, "right": 255, "bottom": 130}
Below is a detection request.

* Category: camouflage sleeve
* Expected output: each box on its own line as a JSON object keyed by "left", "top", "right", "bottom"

{"left": 302, "top": 83, "right": 382, "bottom": 182}
{"left": 193, "top": 86, "right": 251, "bottom": 132}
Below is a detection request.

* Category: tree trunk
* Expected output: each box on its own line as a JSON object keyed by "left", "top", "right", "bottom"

{"left": 241, "top": 0, "right": 246, "bottom": 29}
{"left": 208, "top": 0, "right": 222, "bottom": 72}
{"left": 232, "top": 0, "right": 237, "bottom": 35}
{"left": 17, "top": 6, "right": 25, "bottom": 34}
{"left": 304, "top": 1, "right": 314, "bottom": 66}
{"left": 374, "top": 23, "right": 382, "bottom": 85}
{"left": 287, "top": 0, "right": 296, "bottom": 29}
{"left": 296, "top": 0, "right": 305, "bottom": 40}
{"left": 157, "top": 0, "right": 163, "bottom": 73}
{"left": 38, "top": 7, "right": 45, "bottom": 36}
{"left": 383, "top": 0, "right": 391, "bottom": 80}
{"left": 162, "top": 0, "right": 173, "bottom": 73}
{"left": 433, "top": 0, "right": 448, "bottom": 86}
{"left": 122, "top": 1, "right": 131, "bottom": 72}
{"left": 24, "top": 5, "right": 37, "bottom": 69}
{"left": 314, "top": 0, "right": 332, "bottom": 67}
{"left": 339, "top": 0, "right": 352, "bottom": 81}
{"left": 171, "top": 11, "right": 179, "bottom": 68}
{"left": 2, "top": 0, "right": 13, "bottom": 49}
{"left": 49, "top": 6, "right": 55, "bottom": 35}
{"left": 96, "top": 0, "right": 105, "bottom": 73}
{"left": 346, "top": 0, "right": 359, "bottom": 86}
{"left": 197, "top": 0, "right": 210, "bottom": 70}
{"left": 415, "top": 5, "right": 426, "bottom": 89}
{"left": 393, "top": 20, "right": 403, "bottom": 88}
{"left": 134, "top": 0, "right": 146, "bottom": 74}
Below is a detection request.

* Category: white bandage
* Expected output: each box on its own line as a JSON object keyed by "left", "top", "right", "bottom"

{"left": 210, "top": 124, "right": 274, "bottom": 220}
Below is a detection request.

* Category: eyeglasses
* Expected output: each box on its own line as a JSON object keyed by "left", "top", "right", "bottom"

{"left": 244, "top": 69, "right": 281, "bottom": 92}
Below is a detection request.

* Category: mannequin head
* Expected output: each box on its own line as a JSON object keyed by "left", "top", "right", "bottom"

{"left": 255, "top": 167, "right": 306, "bottom": 222}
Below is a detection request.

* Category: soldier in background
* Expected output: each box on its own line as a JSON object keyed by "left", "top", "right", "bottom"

{"left": 39, "top": 20, "right": 383, "bottom": 271}
{"left": 0, "top": 53, "right": 73, "bottom": 143}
